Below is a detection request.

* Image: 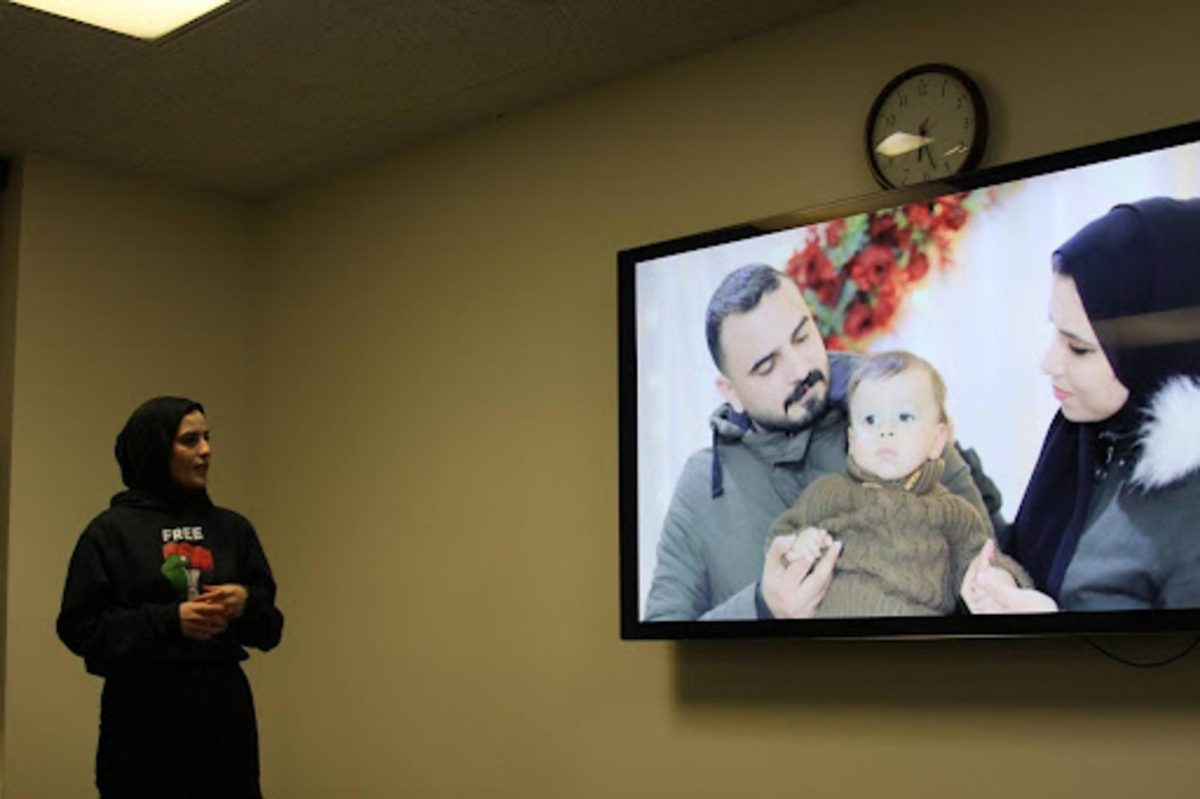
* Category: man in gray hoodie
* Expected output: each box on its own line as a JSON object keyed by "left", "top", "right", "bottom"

{"left": 643, "top": 264, "right": 992, "bottom": 621}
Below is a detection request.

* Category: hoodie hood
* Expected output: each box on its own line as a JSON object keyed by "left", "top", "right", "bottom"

{"left": 110, "top": 489, "right": 169, "bottom": 512}
{"left": 108, "top": 487, "right": 213, "bottom": 514}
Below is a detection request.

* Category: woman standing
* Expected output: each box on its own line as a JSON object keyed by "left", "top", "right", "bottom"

{"left": 964, "top": 197, "right": 1200, "bottom": 613}
{"left": 58, "top": 397, "right": 283, "bottom": 798}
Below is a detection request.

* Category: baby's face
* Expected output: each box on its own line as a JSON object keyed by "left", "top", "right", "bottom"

{"left": 847, "top": 369, "right": 948, "bottom": 481}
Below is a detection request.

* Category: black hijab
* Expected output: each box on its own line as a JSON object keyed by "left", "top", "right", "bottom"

{"left": 1005, "top": 197, "right": 1200, "bottom": 597}
{"left": 114, "top": 396, "right": 208, "bottom": 505}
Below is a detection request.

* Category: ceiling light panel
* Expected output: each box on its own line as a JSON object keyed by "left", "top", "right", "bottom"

{"left": 10, "top": 0, "right": 232, "bottom": 40}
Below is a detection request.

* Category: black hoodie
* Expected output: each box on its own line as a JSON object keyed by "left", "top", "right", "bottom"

{"left": 57, "top": 398, "right": 283, "bottom": 677}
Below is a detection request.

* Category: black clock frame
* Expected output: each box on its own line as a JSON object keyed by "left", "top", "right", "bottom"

{"left": 864, "top": 62, "right": 989, "bottom": 189}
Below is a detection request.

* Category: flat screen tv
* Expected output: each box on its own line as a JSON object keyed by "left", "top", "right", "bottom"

{"left": 619, "top": 120, "right": 1200, "bottom": 640}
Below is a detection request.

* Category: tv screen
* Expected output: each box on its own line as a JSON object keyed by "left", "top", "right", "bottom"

{"left": 619, "top": 120, "right": 1200, "bottom": 640}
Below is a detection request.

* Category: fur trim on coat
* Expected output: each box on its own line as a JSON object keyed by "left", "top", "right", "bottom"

{"left": 1130, "top": 376, "right": 1200, "bottom": 491}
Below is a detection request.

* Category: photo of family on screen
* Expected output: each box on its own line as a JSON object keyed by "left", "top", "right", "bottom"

{"left": 633, "top": 140, "right": 1200, "bottom": 624}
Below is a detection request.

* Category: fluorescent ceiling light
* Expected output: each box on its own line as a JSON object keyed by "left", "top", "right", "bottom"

{"left": 10, "top": 0, "right": 232, "bottom": 40}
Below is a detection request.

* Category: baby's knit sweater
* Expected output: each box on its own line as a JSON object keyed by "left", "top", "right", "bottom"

{"left": 771, "top": 458, "right": 1028, "bottom": 618}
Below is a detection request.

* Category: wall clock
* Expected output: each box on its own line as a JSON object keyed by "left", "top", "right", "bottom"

{"left": 865, "top": 63, "right": 988, "bottom": 189}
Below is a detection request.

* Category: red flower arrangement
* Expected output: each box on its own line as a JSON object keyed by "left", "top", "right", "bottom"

{"left": 163, "top": 542, "right": 214, "bottom": 571}
{"left": 784, "top": 190, "right": 992, "bottom": 350}
{"left": 161, "top": 542, "right": 215, "bottom": 599}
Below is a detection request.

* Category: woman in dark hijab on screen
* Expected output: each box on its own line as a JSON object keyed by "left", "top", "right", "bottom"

{"left": 963, "top": 196, "right": 1200, "bottom": 613}
{"left": 58, "top": 396, "right": 283, "bottom": 798}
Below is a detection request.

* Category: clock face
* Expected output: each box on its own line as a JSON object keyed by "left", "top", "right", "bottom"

{"left": 866, "top": 65, "right": 987, "bottom": 188}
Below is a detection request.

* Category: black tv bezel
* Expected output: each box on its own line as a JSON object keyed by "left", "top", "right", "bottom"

{"left": 618, "top": 119, "right": 1200, "bottom": 641}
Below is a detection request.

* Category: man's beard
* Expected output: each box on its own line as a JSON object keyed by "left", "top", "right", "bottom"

{"left": 751, "top": 369, "right": 828, "bottom": 434}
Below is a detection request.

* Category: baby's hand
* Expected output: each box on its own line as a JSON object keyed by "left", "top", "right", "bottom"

{"left": 785, "top": 527, "right": 832, "bottom": 567}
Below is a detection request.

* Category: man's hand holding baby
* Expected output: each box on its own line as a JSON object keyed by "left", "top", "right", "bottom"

{"left": 762, "top": 528, "right": 842, "bottom": 618}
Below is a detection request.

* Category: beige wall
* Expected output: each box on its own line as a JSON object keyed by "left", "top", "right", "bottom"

{"left": 252, "top": 0, "right": 1200, "bottom": 796}
{"left": 2, "top": 157, "right": 259, "bottom": 797}
{"left": 6, "top": 0, "right": 1200, "bottom": 796}
{"left": 0, "top": 164, "right": 20, "bottom": 782}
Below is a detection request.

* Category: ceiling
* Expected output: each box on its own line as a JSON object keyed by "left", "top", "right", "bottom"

{"left": 0, "top": 0, "right": 858, "bottom": 199}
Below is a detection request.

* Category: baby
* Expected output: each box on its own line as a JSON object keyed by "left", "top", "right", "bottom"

{"left": 770, "top": 350, "right": 1028, "bottom": 617}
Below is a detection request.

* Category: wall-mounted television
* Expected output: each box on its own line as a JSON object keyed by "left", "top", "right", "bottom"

{"left": 619, "top": 120, "right": 1200, "bottom": 640}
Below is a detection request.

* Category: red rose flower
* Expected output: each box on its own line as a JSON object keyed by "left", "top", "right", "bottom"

{"left": 823, "top": 219, "right": 846, "bottom": 247}
{"left": 938, "top": 205, "right": 968, "bottom": 231}
{"left": 871, "top": 292, "right": 899, "bottom": 330}
{"left": 814, "top": 275, "right": 843, "bottom": 307}
{"left": 906, "top": 249, "right": 930, "bottom": 281}
{"left": 787, "top": 238, "right": 837, "bottom": 287}
{"left": 844, "top": 298, "right": 876, "bottom": 339}
{"left": 868, "top": 213, "right": 899, "bottom": 243}
{"left": 876, "top": 271, "right": 903, "bottom": 299}
{"left": 190, "top": 546, "right": 214, "bottom": 572}
{"left": 932, "top": 195, "right": 968, "bottom": 232}
{"left": 905, "top": 202, "right": 933, "bottom": 229}
{"left": 787, "top": 238, "right": 843, "bottom": 309}
{"left": 848, "top": 244, "right": 896, "bottom": 291}
{"left": 163, "top": 543, "right": 181, "bottom": 560}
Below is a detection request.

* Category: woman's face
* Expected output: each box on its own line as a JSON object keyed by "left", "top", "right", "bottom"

{"left": 168, "top": 411, "right": 211, "bottom": 490}
{"left": 1042, "top": 274, "right": 1130, "bottom": 422}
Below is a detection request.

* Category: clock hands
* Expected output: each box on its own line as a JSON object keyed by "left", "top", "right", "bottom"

{"left": 920, "top": 141, "right": 937, "bottom": 167}
{"left": 916, "top": 119, "right": 935, "bottom": 167}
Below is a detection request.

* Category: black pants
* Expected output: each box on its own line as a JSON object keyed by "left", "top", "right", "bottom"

{"left": 97, "top": 663, "right": 262, "bottom": 799}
